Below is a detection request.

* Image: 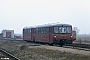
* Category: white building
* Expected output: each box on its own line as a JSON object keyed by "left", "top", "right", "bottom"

{"left": 2, "top": 30, "right": 14, "bottom": 38}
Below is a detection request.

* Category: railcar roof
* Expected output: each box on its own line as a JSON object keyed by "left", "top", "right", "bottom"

{"left": 23, "top": 26, "right": 36, "bottom": 29}
{"left": 36, "top": 23, "right": 72, "bottom": 28}
{"left": 23, "top": 23, "right": 72, "bottom": 29}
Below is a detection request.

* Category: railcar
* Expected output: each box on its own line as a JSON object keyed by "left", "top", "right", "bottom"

{"left": 23, "top": 23, "right": 73, "bottom": 46}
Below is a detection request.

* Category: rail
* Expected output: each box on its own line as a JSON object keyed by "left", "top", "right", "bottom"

{"left": 64, "top": 43, "right": 90, "bottom": 51}
{"left": 0, "top": 48, "right": 20, "bottom": 60}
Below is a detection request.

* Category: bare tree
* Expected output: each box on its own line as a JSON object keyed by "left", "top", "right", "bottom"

{"left": 73, "top": 27, "right": 80, "bottom": 34}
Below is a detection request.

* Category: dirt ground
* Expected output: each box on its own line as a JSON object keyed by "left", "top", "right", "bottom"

{"left": 29, "top": 45, "right": 90, "bottom": 56}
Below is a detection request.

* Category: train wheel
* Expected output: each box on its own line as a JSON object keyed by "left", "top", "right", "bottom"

{"left": 60, "top": 44, "right": 63, "bottom": 47}
{"left": 49, "top": 43, "right": 53, "bottom": 46}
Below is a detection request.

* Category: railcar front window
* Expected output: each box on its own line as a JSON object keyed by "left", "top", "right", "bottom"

{"left": 54, "top": 27, "right": 58, "bottom": 33}
{"left": 54, "top": 26, "right": 72, "bottom": 34}
{"left": 59, "top": 27, "right": 66, "bottom": 33}
{"left": 67, "top": 27, "right": 72, "bottom": 33}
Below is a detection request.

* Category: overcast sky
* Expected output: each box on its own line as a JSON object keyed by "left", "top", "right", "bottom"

{"left": 0, "top": 0, "right": 90, "bottom": 34}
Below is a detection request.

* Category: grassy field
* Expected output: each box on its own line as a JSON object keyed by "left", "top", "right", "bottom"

{"left": 13, "top": 48, "right": 90, "bottom": 60}
{"left": 0, "top": 40, "right": 90, "bottom": 60}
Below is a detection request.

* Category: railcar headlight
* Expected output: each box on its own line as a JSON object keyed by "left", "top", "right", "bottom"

{"left": 70, "top": 36, "right": 73, "bottom": 38}
{"left": 54, "top": 35, "right": 56, "bottom": 38}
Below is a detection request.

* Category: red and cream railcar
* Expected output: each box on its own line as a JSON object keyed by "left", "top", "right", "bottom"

{"left": 23, "top": 23, "right": 73, "bottom": 46}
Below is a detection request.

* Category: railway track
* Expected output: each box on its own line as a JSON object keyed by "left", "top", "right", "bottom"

{"left": 64, "top": 43, "right": 90, "bottom": 51}
{"left": 1, "top": 39, "right": 90, "bottom": 51}
{"left": 24, "top": 41, "right": 90, "bottom": 51}
{"left": 0, "top": 48, "right": 20, "bottom": 60}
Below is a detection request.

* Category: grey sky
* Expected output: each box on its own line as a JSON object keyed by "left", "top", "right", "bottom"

{"left": 0, "top": 0, "right": 90, "bottom": 34}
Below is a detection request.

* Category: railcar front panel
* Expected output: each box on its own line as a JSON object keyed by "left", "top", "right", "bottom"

{"left": 51, "top": 26, "right": 73, "bottom": 44}
{"left": 51, "top": 34, "right": 73, "bottom": 44}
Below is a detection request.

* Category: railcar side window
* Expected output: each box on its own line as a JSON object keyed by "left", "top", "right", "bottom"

{"left": 36, "top": 28, "right": 38, "bottom": 33}
{"left": 43, "top": 28, "right": 45, "bottom": 33}
{"left": 30, "top": 29, "right": 31, "bottom": 33}
{"left": 67, "top": 27, "right": 72, "bottom": 33}
{"left": 46, "top": 27, "right": 49, "bottom": 33}
{"left": 49, "top": 27, "right": 52, "bottom": 33}
{"left": 54, "top": 27, "right": 58, "bottom": 33}
{"left": 23, "top": 29, "right": 25, "bottom": 33}
{"left": 23, "top": 29, "right": 31, "bottom": 34}
{"left": 33, "top": 29, "right": 35, "bottom": 34}
{"left": 41, "top": 28, "right": 43, "bottom": 33}
{"left": 27, "top": 29, "right": 29, "bottom": 33}
{"left": 38, "top": 28, "right": 40, "bottom": 33}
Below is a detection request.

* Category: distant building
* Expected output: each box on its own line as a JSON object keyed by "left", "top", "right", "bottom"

{"left": 14, "top": 34, "right": 22, "bottom": 39}
{"left": 2, "top": 30, "right": 14, "bottom": 38}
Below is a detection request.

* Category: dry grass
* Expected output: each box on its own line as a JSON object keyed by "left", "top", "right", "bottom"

{"left": 0, "top": 40, "right": 90, "bottom": 60}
